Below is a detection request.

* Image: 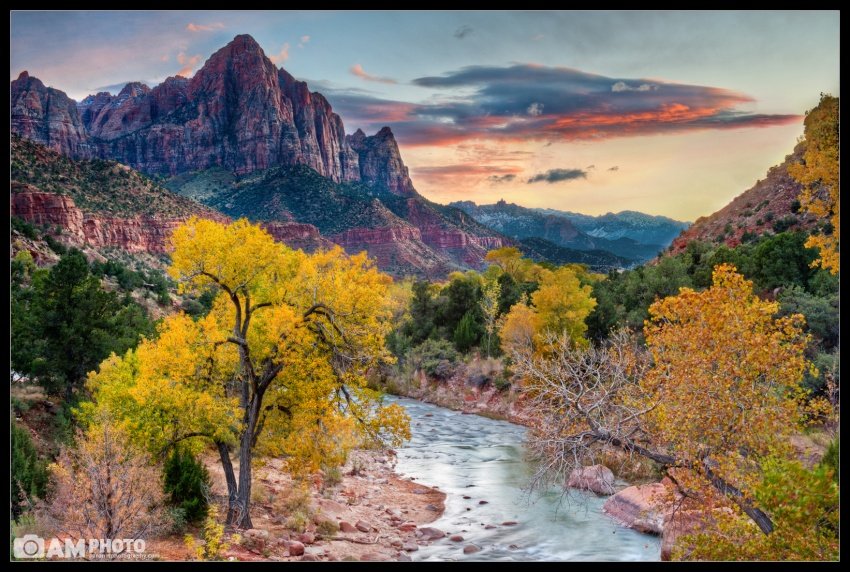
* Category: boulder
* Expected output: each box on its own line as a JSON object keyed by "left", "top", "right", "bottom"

{"left": 287, "top": 541, "right": 305, "bottom": 557}
{"left": 355, "top": 520, "right": 372, "bottom": 532}
{"left": 240, "top": 528, "right": 269, "bottom": 552}
{"left": 339, "top": 521, "right": 358, "bottom": 533}
{"left": 463, "top": 544, "right": 482, "bottom": 554}
{"left": 602, "top": 483, "right": 672, "bottom": 534}
{"left": 568, "top": 465, "right": 616, "bottom": 495}
{"left": 417, "top": 527, "right": 446, "bottom": 541}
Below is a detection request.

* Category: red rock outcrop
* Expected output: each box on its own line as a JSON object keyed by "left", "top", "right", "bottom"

{"left": 10, "top": 71, "right": 93, "bottom": 159}
{"left": 602, "top": 482, "right": 673, "bottom": 534}
{"left": 262, "top": 221, "right": 333, "bottom": 253}
{"left": 347, "top": 127, "right": 416, "bottom": 196}
{"left": 10, "top": 187, "right": 227, "bottom": 253}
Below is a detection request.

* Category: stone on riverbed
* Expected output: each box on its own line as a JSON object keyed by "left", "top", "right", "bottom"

{"left": 568, "top": 465, "right": 616, "bottom": 495}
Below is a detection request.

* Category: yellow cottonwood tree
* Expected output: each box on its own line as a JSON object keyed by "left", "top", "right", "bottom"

{"left": 788, "top": 94, "right": 839, "bottom": 274}
{"left": 84, "top": 218, "right": 409, "bottom": 528}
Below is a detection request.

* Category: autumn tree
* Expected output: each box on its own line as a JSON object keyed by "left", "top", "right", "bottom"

{"left": 788, "top": 94, "right": 839, "bottom": 274}
{"left": 485, "top": 247, "right": 532, "bottom": 282}
{"left": 515, "top": 264, "right": 811, "bottom": 536}
{"left": 49, "top": 417, "right": 165, "bottom": 549}
{"left": 479, "top": 279, "right": 501, "bottom": 357}
{"left": 499, "top": 265, "right": 596, "bottom": 355}
{"left": 83, "top": 218, "right": 409, "bottom": 528}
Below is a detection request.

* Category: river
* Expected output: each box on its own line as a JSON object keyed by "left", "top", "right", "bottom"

{"left": 388, "top": 396, "right": 661, "bottom": 561}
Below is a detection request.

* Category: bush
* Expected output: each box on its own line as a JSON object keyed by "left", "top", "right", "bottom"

{"left": 409, "top": 339, "right": 460, "bottom": 380}
{"left": 44, "top": 234, "right": 66, "bottom": 255}
{"left": 316, "top": 518, "right": 339, "bottom": 538}
{"left": 163, "top": 448, "right": 211, "bottom": 523}
{"left": 166, "top": 507, "right": 189, "bottom": 535}
{"left": 11, "top": 421, "right": 48, "bottom": 521}
{"left": 820, "top": 438, "right": 839, "bottom": 482}
{"left": 11, "top": 217, "right": 38, "bottom": 240}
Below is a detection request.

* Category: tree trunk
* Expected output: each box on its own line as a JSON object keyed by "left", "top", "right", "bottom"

{"left": 223, "top": 397, "right": 260, "bottom": 529}
{"left": 216, "top": 441, "right": 238, "bottom": 518}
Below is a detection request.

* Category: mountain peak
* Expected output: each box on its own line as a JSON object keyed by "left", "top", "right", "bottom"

{"left": 17, "top": 70, "right": 29, "bottom": 81}
{"left": 118, "top": 82, "right": 150, "bottom": 98}
{"left": 227, "top": 34, "right": 264, "bottom": 54}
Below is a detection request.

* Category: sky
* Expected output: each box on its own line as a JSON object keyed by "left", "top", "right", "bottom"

{"left": 10, "top": 11, "right": 840, "bottom": 221}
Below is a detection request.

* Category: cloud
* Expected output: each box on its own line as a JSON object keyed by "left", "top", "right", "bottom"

{"left": 608, "top": 166, "right": 619, "bottom": 171}
{"left": 322, "top": 63, "right": 799, "bottom": 148}
{"left": 612, "top": 81, "right": 656, "bottom": 92}
{"left": 586, "top": 164, "right": 596, "bottom": 170}
{"left": 186, "top": 22, "right": 224, "bottom": 33}
{"left": 269, "top": 43, "right": 290, "bottom": 64}
{"left": 176, "top": 52, "right": 201, "bottom": 77}
{"left": 454, "top": 25, "right": 474, "bottom": 39}
{"left": 488, "top": 174, "right": 517, "bottom": 184}
{"left": 527, "top": 168, "right": 588, "bottom": 184}
{"left": 527, "top": 102, "right": 544, "bottom": 116}
{"left": 412, "top": 164, "right": 520, "bottom": 186}
{"left": 298, "top": 35, "right": 310, "bottom": 48}
{"left": 350, "top": 64, "right": 397, "bottom": 84}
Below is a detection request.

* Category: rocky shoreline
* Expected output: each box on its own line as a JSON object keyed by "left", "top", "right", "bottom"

{"left": 146, "top": 449, "right": 452, "bottom": 561}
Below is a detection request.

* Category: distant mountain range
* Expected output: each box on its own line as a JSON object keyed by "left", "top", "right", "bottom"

{"left": 450, "top": 200, "right": 689, "bottom": 265}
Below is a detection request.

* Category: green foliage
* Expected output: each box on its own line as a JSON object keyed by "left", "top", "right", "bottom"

{"left": 163, "top": 448, "right": 212, "bottom": 523}
{"left": 680, "top": 458, "right": 839, "bottom": 561}
{"left": 409, "top": 339, "right": 460, "bottom": 380}
{"left": 11, "top": 421, "right": 48, "bottom": 521}
{"left": 401, "top": 281, "right": 437, "bottom": 345}
{"left": 10, "top": 249, "right": 155, "bottom": 397}
{"left": 778, "top": 286, "right": 839, "bottom": 347}
{"left": 820, "top": 438, "right": 839, "bottom": 482}
{"left": 44, "top": 234, "right": 67, "bottom": 255}
{"left": 435, "top": 272, "right": 484, "bottom": 338}
{"left": 453, "top": 310, "right": 482, "bottom": 353}
{"left": 11, "top": 216, "right": 38, "bottom": 240}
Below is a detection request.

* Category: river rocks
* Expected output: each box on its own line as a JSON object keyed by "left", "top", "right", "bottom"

{"left": 501, "top": 521, "right": 518, "bottom": 526}
{"left": 360, "top": 551, "right": 391, "bottom": 561}
{"left": 241, "top": 528, "right": 269, "bottom": 552}
{"left": 602, "top": 483, "right": 672, "bottom": 534}
{"left": 568, "top": 465, "right": 616, "bottom": 495}
{"left": 416, "top": 527, "right": 446, "bottom": 541}
{"left": 355, "top": 520, "right": 372, "bottom": 532}
{"left": 339, "top": 521, "right": 358, "bottom": 533}
{"left": 402, "top": 541, "right": 419, "bottom": 552}
{"left": 385, "top": 507, "right": 402, "bottom": 518}
{"left": 478, "top": 500, "right": 489, "bottom": 505}
{"left": 463, "top": 495, "right": 472, "bottom": 500}
{"left": 450, "top": 535, "right": 464, "bottom": 542}
{"left": 299, "top": 532, "right": 315, "bottom": 545}
{"left": 300, "top": 554, "right": 320, "bottom": 562}
{"left": 484, "top": 525, "right": 497, "bottom": 530}
{"left": 287, "top": 541, "right": 305, "bottom": 557}
{"left": 463, "top": 544, "right": 482, "bottom": 554}
{"left": 396, "top": 553, "right": 413, "bottom": 562}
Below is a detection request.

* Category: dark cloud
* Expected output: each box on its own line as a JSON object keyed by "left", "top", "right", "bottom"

{"left": 320, "top": 64, "right": 799, "bottom": 147}
{"left": 527, "top": 168, "right": 587, "bottom": 184}
{"left": 608, "top": 166, "right": 619, "bottom": 171}
{"left": 454, "top": 25, "right": 473, "bottom": 39}
{"left": 586, "top": 164, "right": 596, "bottom": 170}
{"left": 487, "top": 174, "right": 516, "bottom": 184}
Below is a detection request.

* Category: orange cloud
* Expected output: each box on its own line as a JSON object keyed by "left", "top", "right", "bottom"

{"left": 186, "top": 22, "right": 224, "bottom": 33}
{"left": 176, "top": 52, "right": 202, "bottom": 77}
{"left": 269, "top": 43, "right": 290, "bottom": 64}
{"left": 350, "top": 64, "right": 397, "bottom": 84}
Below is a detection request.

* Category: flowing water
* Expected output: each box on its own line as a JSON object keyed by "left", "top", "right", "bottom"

{"left": 389, "top": 396, "right": 661, "bottom": 561}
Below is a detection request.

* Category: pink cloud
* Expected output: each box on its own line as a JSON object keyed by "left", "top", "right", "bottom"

{"left": 186, "top": 22, "right": 225, "bottom": 33}
{"left": 269, "top": 43, "right": 290, "bottom": 64}
{"left": 350, "top": 64, "right": 397, "bottom": 84}
{"left": 176, "top": 52, "right": 202, "bottom": 77}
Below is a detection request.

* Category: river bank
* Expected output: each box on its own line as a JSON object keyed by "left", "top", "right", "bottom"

{"left": 147, "top": 448, "right": 449, "bottom": 561}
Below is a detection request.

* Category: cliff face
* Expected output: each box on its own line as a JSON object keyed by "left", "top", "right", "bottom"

{"left": 9, "top": 186, "right": 222, "bottom": 253}
{"left": 10, "top": 72, "right": 93, "bottom": 159}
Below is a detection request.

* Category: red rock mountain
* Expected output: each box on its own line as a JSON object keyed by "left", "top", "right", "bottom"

{"left": 667, "top": 146, "right": 817, "bottom": 255}
{"left": 10, "top": 34, "right": 508, "bottom": 275}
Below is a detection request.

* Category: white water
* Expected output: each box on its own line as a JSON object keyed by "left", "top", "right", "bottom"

{"left": 389, "top": 396, "right": 661, "bottom": 561}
